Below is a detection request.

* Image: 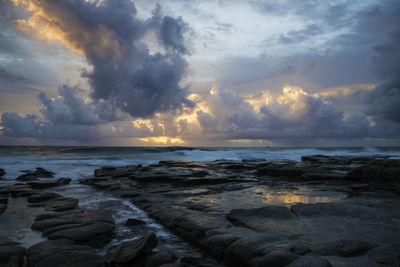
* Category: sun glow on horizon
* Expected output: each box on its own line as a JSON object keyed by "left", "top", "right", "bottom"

{"left": 139, "top": 136, "right": 185, "bottom": 145}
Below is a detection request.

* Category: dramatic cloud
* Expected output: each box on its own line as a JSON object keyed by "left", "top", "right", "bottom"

{"left": 196, "top": 86, "right": 376, "bottom": 140}
{"left": 38, "top": 85, "right": 125, "bottom": 125}
{"left": 0, "top": 68, "right": 27, "bottom": 83}
{"left": 1, "top": 0, "right": 399, "bottom": 146}
{"left": 363, "top": 5, "right": 400, "bottom": 125}
{"left": 10, "top": 0, "right": 193, "bottom": 118}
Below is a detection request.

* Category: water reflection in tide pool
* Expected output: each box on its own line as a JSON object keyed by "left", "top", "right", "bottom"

{"left": 184, "top": 185, "right": 347, "bottom": 214}
{"left": 0, "top": 197, "right": 46, "bottom": 248}
{"left": 252, "top": 187, "right": 346, "bottom": 205}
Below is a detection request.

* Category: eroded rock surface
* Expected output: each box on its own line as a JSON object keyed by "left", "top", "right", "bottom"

{"left": 28, "top": 239, "right": 105, "bottom": 267}
{"left": 0, "top": 237, "right": 26, "bottom": 267}
{"left": 80, "top": 156, "right": 400, "bottom": 266}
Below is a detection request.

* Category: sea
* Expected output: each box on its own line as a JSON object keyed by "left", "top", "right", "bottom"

{"left": 1, "top": 146, "right": 400, "bottom": 255}
{"left": 1, "top": 146, "right": 400, "bottom": 181}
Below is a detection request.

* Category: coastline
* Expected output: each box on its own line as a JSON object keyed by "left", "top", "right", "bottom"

{"left": 0, "top": 154, "right": 399, "bottom": 266}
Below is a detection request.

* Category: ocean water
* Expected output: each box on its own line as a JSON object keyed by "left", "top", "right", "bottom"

{"left": 0, "top": 146, "right": 399, "bottom": 180}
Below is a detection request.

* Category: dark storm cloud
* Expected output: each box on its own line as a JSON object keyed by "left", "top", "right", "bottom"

{"left": 0, "top": 111, "right": 161, "bottom": 141}
{"left": 10, "top": 0, "right": 193, "bottom": 118}
{"left": 197, "top": 89, "right": 378, "bottom": 140}
{"left": 0, "top": 113, "right": 42, "bottom": 137}
{"left": 361, "top": 4, "right": 400, "bottom": 126}
{"left": 38, "top": 85, "right": 125, "bottom": 125}
{"left": 159, "top": 16, "right": 189, "bottom": 54}
{"left": 0, "top": 68, "right": 27, "bottom": 83}
{"left": 1, "top": 0, "right": 195, "bottom": 141}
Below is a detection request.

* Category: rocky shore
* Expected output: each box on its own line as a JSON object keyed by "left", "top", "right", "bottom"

{"left": 0, "top": 155, "right": 399, "bottom": 266}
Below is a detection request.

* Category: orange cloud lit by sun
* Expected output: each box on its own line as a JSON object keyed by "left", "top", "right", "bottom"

{"left": 139, "top": 136, "right": 185, "bottom": 145}
{"left": 10, "top": 0, "right": 123, "bottom": 66}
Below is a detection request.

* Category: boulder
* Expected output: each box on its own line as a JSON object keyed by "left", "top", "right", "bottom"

{"left": 287, "top": 255, "right": 332, "bottom": 267}
{"left": 35, "top": 197, "right": 79, "bottom": 212}
{"left": 226, "top": 206, "right": 299, "bottom": 233}
{"left": 224, "top": 233, "right": 288, "bottom": 266}
{"left": 251, "top": 248, "right": 299, "bottom": 267}
{"left": 0, "top": 192, "right": 8, "bottom": 214}
{"left": 0, "top": 237, "right": 26, "bottom": 267}
{"left": 180, "top": 256, "right": 223, "bottom": 267}
{"left": 227, "top": 206, "right": 295, "bottom": 221}
{"left": 310, "top": 239, "right": 372, "bottom": 257}
{"left": 0, "top": 203, "right": 6, "bottom": 215}
{"left": 134, "top": 249, "right": 177, "bottom": 267}
{"left": 125, "top": 218, "right": 146, "bottom": 227}
{"left": 34, "top": 167, "right": 55, "bottom": 178}
{"left": 0, "top": 168, "right": 6, "bottom": 177}
{"left": 28, "top": 178, "right": 71, "bottom": 189}
{"left": 27, "top": 192, "right": 63, "bottom": 203}
{"left": 16, "top": 174, "right": 39, "bottom": 182}
{"left": 382, "top": 167, "right": 400, "bottom": 182}
{"left": 17, "top": 167, "right": 54, "bottom": 180}
{"left": 113, "top": 232, "right": 158, "bottom": 264}
{"left": 28, "top": 239, "right": 105, "bottom": 267}
{"left": 257, "top": 164, "right": 304, "bottom": 178}
{"left": 365, "top": 242, "right": 400, "bottom": 265}
{"left": 45, "top": 220, "right": 115, "bottom": 248}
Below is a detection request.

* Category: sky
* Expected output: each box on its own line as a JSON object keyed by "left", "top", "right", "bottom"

{"left": 0, "top": 0, "right": 399, "bottom": 147}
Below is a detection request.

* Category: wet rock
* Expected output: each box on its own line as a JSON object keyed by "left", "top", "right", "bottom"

{"left": 17, "top": 167, "right": 54, "bottom": 180}
{"left": 362, "top": 166, "right": 385, "bottom": 181}
{"left": 113, "top": 232, "right": 158, "bottom": 264}
{"left": 310, "top": 239, "right": 372, "bottom": 257}
{"left": 227, "top": 206, "right": 295, "bottom": 221}
{"left": 46, "top": 221, "right": 115, "bottom": 248}
{"left": 365, "top": 242, "right": 400, "bottom": 265}
{"left": 224, "top": 233, "right": 288, "bottom": 267}
{"left": 346, "top": 159, "right": 400, "bottom": 183}
{"left": 32, "top": 209, "right": 115, "bottom": 248}
{"left": 302, "top": 169, "right": 347, "bottom": 180}
{"left": 0, "top": 168, "right": 6, "bottom": 177}
{"left": 101, "top": 166, "right": 117, "bottom": 171}
{"left": 29, "top": 196, "right": 79, "bottom": 212}
{"left": 382, "top": 167, "right": 400, "bottom": 182}
{"left": 0, "top": 193, "right": 8, "bottom": 214}
{"left": 287, "top": 255, "right": 332, "bottom": 267}
{"left": 257, "top": 164, "right": 304, "bottom": 178}
{"left": 16, "top": 174, "right": 39, "bottom": 182}
{"left": 34, "top": 167, "right": 55, "bottom": 178}
{"left": 0, "top": 203, "right": 6, "bottom": 214}
{"left": 28, "top": 239, "right": 105, "bottom": 267}
{"left": 33, "top": 167, "right": 54, "bottom": 178}
{"left": 81, "top": 157, "right": 400, "bottom": 267}
{"left": 180, "top": 256, "right": 223, "bottom": 267}
{"left": 125, "top": 218, "right": 146, "bottom": 227}
{"left": 28, "top": 178, "right": 72, "bottom": 189}
{"left": 203, "top": 232, "right": 241, "bottom": 259}
{"left": 94, "top": 166, "right": 127, "bottom": 177}
{"left": 0, "top": 237, "right": 26, "bottom": 267}
{"left": 134, "top": 249, "right": 178, "bottom": 267}
{"left": 57, "top": 177, "right": 72, "bottom": 185}
{"left": 226, "top": 206, "right": 300, "bottom": 233}
{"left": 27, "top": 192, "right": 63, "bottom": 203}
{"left": 301, "top": 155, "right": 332, "bottom": 163}
{"left": 6, "top": 184, "right": 38, "bottom": 197}
{"left": 33, "top": 209, "right": 114, "bottom": 230}
{"left": 251, "top": 248, "right": 299, "bottom": 266}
